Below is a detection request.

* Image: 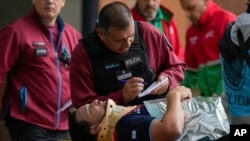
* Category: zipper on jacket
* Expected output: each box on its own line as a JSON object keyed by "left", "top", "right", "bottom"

{"left": 49, "top": 30, "right": 63, "bottom": 129}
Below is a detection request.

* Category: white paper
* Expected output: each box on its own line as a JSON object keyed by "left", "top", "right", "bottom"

{"left": 138, "top": 77, "right": 169, "bottom": 98}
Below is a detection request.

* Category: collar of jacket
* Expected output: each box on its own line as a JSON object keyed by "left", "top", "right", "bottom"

{"left": 27, "top": 7, "right": 65, "bottom": 32}
{"left": 198, "top": 1, "right": 218, "bottom": 28}
{"left": 132, "top": 5, "right": 173, "bottom": 23}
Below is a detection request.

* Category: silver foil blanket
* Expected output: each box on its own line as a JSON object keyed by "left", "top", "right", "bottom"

{"left": 143, "top": 96, "right": 229, "bottom": 141}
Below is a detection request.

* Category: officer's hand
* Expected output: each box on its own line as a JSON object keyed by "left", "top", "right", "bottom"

{"left": 151, "top": 75, "right": 169, "bottom": 95}
{"left": 122, "top": 77, "right": 145, "bottom": 102}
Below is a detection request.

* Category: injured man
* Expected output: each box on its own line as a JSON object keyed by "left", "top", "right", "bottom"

{"left": 68, "top": 86, "right": 229, "bottom": 141}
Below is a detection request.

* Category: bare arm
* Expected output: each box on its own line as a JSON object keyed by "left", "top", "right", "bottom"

{"left": 151, "top": 86, "right": 192, "bottom": 141}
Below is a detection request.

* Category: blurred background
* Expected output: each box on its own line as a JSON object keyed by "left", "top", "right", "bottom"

{"left": 0, "top": 0, "right": 248, "bottom": 46}
{"left": 0, "top": 0, "right": 249, "bottom": 140}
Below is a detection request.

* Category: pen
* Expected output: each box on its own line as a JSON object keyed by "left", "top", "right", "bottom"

{"left": 119, "top": 79, "right": 148, "bottom": 85}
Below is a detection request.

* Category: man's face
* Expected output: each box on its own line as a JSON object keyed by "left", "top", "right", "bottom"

{"left": 179, "top": 0, "right": 208, "bottom": 26}
{"left": 137, "top": 0, "right": 161, "bottom": 21}
{"left": 32, "top": 0, "right": 65, "bottom": 21}
{"left": 78, "top": 100, "right": 107, "bottom": 125}
{"left": 98, "top": 21, "right": 135, "bottom": 54}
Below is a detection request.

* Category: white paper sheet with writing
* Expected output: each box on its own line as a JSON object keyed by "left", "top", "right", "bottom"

{"left": 138, "top": 77, "right": 169, "bottom": 98}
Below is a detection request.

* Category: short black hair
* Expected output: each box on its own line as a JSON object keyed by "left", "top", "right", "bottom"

{"left": 68, "top": 108, "right": 97, "bottom": 141}
{"left": 98, "top": 1, "right": 133, "bottom": 34}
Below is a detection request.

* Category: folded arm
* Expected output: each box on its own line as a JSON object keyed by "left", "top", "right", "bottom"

{"left": 151, "top": 86, "right": 192, "bottom": 141}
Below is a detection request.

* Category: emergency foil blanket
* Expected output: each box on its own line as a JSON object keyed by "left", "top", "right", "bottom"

{"left": 143, "top": 96, "right": 229, "bottom": 141}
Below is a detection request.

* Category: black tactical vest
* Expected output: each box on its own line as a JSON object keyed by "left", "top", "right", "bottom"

{"left": 82, "top": 22, "right": 157, "bottom": 104}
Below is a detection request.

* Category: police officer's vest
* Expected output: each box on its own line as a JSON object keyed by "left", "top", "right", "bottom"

{"left": 82, "top": 22, "right": 156, "bottom": 103}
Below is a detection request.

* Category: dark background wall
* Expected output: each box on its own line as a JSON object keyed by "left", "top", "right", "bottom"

{"left": 0, "top": 0, "right": 32, "bottom": 28}
{"left": 0, "top": 0, "right": 249, "bottom": 140}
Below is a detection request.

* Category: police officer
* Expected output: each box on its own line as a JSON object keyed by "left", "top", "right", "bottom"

{"left": 70, "top": 2, "right": 186, "bottom": 107}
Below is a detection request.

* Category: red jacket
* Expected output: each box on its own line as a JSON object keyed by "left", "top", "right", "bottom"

{"left": 185, "top": 1, "right": 237, "bottom": 68}
{"left": 70, "top": 21, "right": 186, "bottom": 107}
{"left": 131, "top": 5, "right": 185, "bottom": 60}
{"left": 0, "top": 9, "right": 81, "bottom": 130}
{"left": 181, "top": 1, "right": 237, "bottom": 96}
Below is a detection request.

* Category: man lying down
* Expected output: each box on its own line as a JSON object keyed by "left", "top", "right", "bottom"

{"left": 68, "top": 86, "right": 229, "bottom": 141}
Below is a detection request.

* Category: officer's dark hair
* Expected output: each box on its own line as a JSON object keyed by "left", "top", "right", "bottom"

{"left": 68, "top": 108, "right": 97, "bottom": 141}
{"left": 98, "top": 2, "right": 133, "bottom": 34}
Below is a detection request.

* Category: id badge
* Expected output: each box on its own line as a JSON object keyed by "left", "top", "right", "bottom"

{"left": 34, "top": 48, "right": 48, "bottom": 56}
{"left": 116, "top": 68, "right": 132, "bottom": 80}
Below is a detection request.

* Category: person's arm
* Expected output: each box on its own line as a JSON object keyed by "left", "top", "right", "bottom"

{"left": 151, "top": 86, "right": 191, "bottom": 141}
{"left": 0, "top": 26, "right": 20, "bottom": 93}
{"left": 70, "top": 43, "right": 125, "bottom": 107}
{"left": 141, "top": 22, "right": 186, "bottom": 90}
{"left": 156, "top": 33, "right": 186, "bottom": 89}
